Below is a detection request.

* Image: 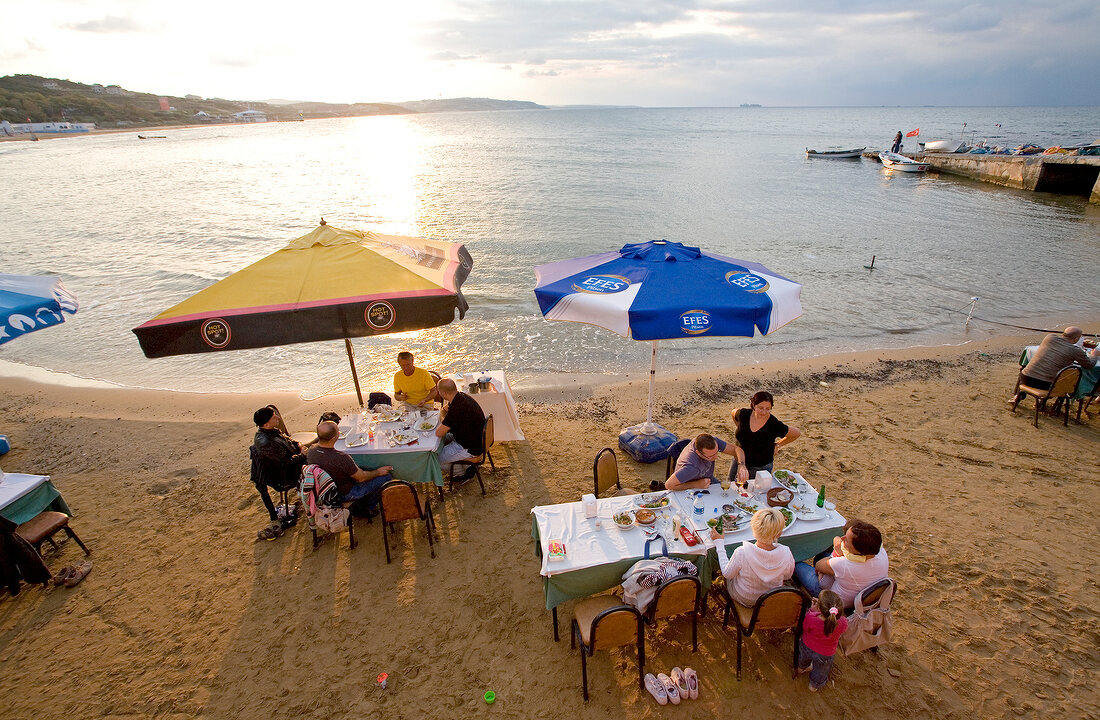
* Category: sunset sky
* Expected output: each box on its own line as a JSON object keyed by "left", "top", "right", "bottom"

{"left": 2, "top": 0, "right": 1098, "bottom": 107}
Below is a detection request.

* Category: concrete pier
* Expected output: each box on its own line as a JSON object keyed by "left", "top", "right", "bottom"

{"left": 864, "top": 150, "right": 1100, "bottom": 203}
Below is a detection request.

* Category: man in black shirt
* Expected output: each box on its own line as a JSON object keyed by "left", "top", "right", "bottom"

{"left": 435, "top": 378, "right": 485, "bottom": 481}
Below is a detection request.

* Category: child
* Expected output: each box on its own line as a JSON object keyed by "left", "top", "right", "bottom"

{"left": 798, "top": 589, "right": 847, "bottom": 691}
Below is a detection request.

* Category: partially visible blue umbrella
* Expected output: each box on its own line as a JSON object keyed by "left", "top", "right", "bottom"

{"left": 534, "top": 240, "right": 801, "bottom": 460}
{"left": 0, "top": 274, "right": 79, "bottom": 346}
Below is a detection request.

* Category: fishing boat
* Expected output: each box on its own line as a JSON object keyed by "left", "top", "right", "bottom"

{"left": 923, "top": 139, "right": 967, "bottom": 153}
{"left": 879, "top": 151, "right": 929, "bottom": 172}
{"left": 805, "top": 147, "right": 865, "bottom": 158}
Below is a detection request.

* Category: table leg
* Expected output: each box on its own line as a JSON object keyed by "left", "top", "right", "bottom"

{"left": 552, "top": 606, "right": 559, "bottom": 642}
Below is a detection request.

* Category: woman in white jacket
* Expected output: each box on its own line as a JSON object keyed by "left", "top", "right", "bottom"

{"left": 718, "top": 507, "right": 795, "bottom": 606}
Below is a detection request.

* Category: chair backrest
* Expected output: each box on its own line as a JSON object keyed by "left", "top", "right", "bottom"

{"left": 484, "top": 414, "right": 494, "bottom": 452}
{"left": 749, "top": 587, "right": 809, "bottom": 632}
{"left": 857, "top": 578, "right": 894, "bottom": 608}
{"left": 429, "top": 370, "right": 442, "bottom": 384}
{"left": 649, "top": 576, "right": 701, "bottom": 620}
{"left": 1049, "top": 366, "right": 1082, "bottom": 398}
{"left": 664, "top": 438, "right": 692, "bottom": 480}
{"left": 593, "top": 448, "right": 619, "bottom": 497}
{"left": 590, "top": 605, "right": 642, "bottom": 651}
{"left": 380, "top": 480, "right": 422, "bottom": 523}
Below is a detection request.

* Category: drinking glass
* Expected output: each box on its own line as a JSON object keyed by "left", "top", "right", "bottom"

{"left": 720, "top": 476, "right": 731, "bottom": 497}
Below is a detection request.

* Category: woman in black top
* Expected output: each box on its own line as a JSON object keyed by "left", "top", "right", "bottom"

{"left": 728, "top": 391, "right": 801, "bottom": 485}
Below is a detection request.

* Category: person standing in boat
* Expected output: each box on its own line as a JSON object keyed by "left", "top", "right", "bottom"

{"left": 890, "top": 131, "right": 903, "bottom": 153}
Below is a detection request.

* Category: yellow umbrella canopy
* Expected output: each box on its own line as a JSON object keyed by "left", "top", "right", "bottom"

{"left": 133, "top": 222, "right": 473, "bottom": 402}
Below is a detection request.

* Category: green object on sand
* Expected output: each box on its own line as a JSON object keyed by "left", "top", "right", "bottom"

{"left": 484, "top": 691, "right": 496, "bottom": 704}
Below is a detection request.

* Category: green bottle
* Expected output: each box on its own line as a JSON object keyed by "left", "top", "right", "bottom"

{"left": 816, "top": 484, "right": 826, "bottom": 508}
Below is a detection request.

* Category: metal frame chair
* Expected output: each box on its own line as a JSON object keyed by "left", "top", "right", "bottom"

{"left": 664, "top": 437, "right": 692, "bottom": 481}
{"left": 1012, "top": 365, "right": 1081, "bottom": 427}
{"left": 571, "top": 595, "right": 645, "bottom": 701}
{"left": 449, "top": 414, "right": 493, "bottom": 495}
{"left": 15, "top": 511, "right": 90, "bottom": 557}
{"left": 379, "top": 479, "right": 436, "bottom": 563}
{"left": 717, "top": 584, "right": 810, "bottom": 680}
{"left": 644, "top": 575, "right": 702, "bottom": 652}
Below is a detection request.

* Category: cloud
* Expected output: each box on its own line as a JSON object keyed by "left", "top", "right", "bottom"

{"left": 63, "top": 15, "right": 144, "bottom": 33}
{"left": 0, "top": 39, "right": 45, "bottom": 62}
{"left": 211, "top": 56, "right": 256, "bottom": 69}
{"left": 525, "top": 69, "right": 560, "bottom": 77}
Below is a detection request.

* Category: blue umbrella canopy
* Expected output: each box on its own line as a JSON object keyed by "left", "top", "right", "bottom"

{"left": 534, "top": 240, "right": 802, "bottom": 456}
{"left": 0, "top": 274, "right": 79, "bottom": 346}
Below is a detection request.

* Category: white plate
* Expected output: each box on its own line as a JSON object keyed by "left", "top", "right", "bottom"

{"left": 415, "top": 420, "right": 437, "bottom": 432}
{"left": 376, "top": 411, "right": 402, "bottom": 422}
{"left": 772, "top": 469, "right": 800, "bottom": 491}
{"left": 633, "top": 493, "right": 671, "bottom": 508}
{"left": 344, "top": 436, "right": 372, "bottom": 448}
{"left": 792, "top": 506, "right": 825, "bottom": 521}
{"left": 391, "top": 433, "right": 419, "bottom": 445}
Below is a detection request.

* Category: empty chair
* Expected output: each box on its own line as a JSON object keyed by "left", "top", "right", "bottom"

{"left": 719, "top": 585, "right": 809, "bottom": 680}
{"left": 593, "top": 447, "right": 637, "bottom": 498}
{"left": 571, "top": 595, "right": 645, "bottom": 701}
{"left": 379, "top": 480, "right": 436, "bottom": 563}
{"left": 15, "top": 511, "right": 90, "bottom": 557}
{"left": 1012, "top": 365, "right": 1081, "bottom": 427}
{"left": 644, "top": 575, "right": 702, "bottom": 651}
{"left": 449, "top": 414, "right": 494, "bottom": 495}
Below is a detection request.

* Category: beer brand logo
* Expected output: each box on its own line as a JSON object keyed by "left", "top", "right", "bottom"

{"left": 571, "top": 274, "right": 630, "bottom": 294}
{"left": 680, "top": 310, "right": 712, "bottom": 335}
{"left": 725, "top": 271, "right": 769, "bottom": 293}
{"left": 365, "top": 301, "right": 396, "bottom": 330}
{"left": 201, "top": 318, "right": 231, "bottom": 348}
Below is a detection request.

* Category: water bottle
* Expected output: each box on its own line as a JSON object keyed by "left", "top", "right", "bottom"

{"left": 816, "top": 484, "right": 826, "bottom": 508}
{"left": 693, "top": 493, "right": 704, "bottom": 515}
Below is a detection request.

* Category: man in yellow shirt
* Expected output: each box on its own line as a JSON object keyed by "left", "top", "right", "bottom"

{"left": 393, "top": 351, "right": 439, "bottom": 406}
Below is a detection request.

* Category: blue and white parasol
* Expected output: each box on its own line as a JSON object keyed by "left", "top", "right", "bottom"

{"left": 0, "top": 274, "right": 79, "bottom": 346}
{"left": 534, "top": 240, "right": 801, "bottom": 459}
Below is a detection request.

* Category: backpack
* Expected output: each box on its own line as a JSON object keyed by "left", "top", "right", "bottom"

{"left": 300, "top": 464, "right": 348, "bottom": 534}
{"left": 839, "top": 578, "right": 896, "bottom": 655}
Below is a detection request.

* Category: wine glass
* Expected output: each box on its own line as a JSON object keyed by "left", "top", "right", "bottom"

{"left": 720, "top": 475, "right": 731, "bottom": 497}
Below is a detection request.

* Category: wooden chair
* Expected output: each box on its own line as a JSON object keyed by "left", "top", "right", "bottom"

{"left": 15, "top": 511, "right": 90, "bottom": 557}
{"left": 449, "top": 414, "right": 494, "bottom": 495}
{"left": 571, "top": 595, "right": 645, "bottom": 701}
{"left": 1012, "top": 365, "right": 1081, "bottom": 427}
{"left": 644, "top": 575, "right": 701, "bottom": 651}
{"left": 593, "top": 447, "right": 637, "bottom": 498}
{"left": 379, "top": 480, "right": 436, "bottom": 563}
{"left": 718, "top": 585, "right": 809, "bottom": 680}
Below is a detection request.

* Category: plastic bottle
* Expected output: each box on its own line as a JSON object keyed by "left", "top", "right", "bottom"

{"left": 816, "top": 484, "right": 826, "bottom": 508}
{"left": 693, "top": 493, "right": 704, "bottom": 515}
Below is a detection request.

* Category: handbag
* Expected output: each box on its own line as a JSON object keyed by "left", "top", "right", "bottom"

{"left": 315, "top": 506, "right": 350, "bottom": 534}
{"left": 839, "top": 578, "right": 896, "bottom": 655}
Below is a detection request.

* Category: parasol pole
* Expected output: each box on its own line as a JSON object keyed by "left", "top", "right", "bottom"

{"left": 642, "top": 339, "right": 658, "bottom": 434}
{"left": 344, "top": 338, "right": 365, "bottom": 407}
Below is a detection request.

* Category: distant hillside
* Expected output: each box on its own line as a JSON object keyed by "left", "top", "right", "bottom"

{"left": 394, "top": 98, "right": 546, "bottom": 113}
{"left": 0, "top": 75, "right": 544, "bottom": 127}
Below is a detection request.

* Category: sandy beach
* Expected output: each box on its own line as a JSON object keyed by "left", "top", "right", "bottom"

{"left": 1, "top": 332, "right": 1098, "bottom": 719}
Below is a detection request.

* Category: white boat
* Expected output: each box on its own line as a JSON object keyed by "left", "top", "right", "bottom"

{"left": 805, "top": 147, "right": 865, "bottom": 159}
{"left": 879, "top": 152, "right": 929, "bottom": 172}
{"left": 923, "top": 139, "right": 967, "bottom": 153}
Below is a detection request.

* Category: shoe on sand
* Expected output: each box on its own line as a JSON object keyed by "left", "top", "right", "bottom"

{"left": 644, "top": 673, "right": 668, "bottom": 705}
{"left": 52, "top": 565, "right": 76, "bottom": 586}
{"left": 683, "top": 667, "right": 699, "bottom": 700}
{"left": 670, "top": 668, "right": 690, "bottom": 699}
{"left": 257, "top": 523, "right": 282, "bottom": 541}
{"left": 657, "top": 673, "right": 680, "bottom": 705}
{"left": 64, "top": 559, "right": 93, "bottom": 588}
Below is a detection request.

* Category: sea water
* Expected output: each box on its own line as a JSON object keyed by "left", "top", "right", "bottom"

{"left": 1, "top": 106, "right": 1098, "bottom": 397}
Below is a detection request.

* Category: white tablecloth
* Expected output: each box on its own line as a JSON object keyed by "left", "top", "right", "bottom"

{"left": 335, "top": 410, "right": 443, "bottom": 455}
{"left": 449, "top": 370, "right": 525, "bottom": 441}
{"left": 0, "top": 473, "right": 49, "bottom": 510}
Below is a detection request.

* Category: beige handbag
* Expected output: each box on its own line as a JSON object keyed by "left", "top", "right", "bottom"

{"left": 315, "top": 506, "right": 350, "bottom": 534}
{"left": 839, "top": 578, "right": 896, "bottom": 656}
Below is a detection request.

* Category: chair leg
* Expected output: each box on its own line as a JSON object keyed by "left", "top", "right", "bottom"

{"left": 47, "top": 535, "right": 60, "bottom": 551}
{"left": 1077, "top": 399, "right": 1084, "bottom": 423}
{"left": 475, "top": 467, "right": 486, "bottom": 496}
{"left": 1033, "top": 400, "right": 1041, "bottom": 428}
{"left": 487, "top": 450, "right": 495, "bottom": 471}
{"left": 383, "top": 522, "right": 392, "bottom": 563}
{"left": 424, "top": 512, "right": 436, "bottom": 559}
{"left": 691, "top": 609, "right": 698, "bottom": 652}
{"left": 348, "top": 515, "right": 357, "bottom": 550}
{"left": 311, "top": 527, "right": 319, "bottom": 549}
{"left": 791, "top": 627, "right": 801, "bottom": 678}
{"left": 638, "top": 618, "right": 645, "bottom": 678}
{"left": 553, "top": 607, "right": 560, "bottom": 642}
{"left": 438, "top": 484, "right": 444, "bottom": 501}
{"left": 736, "top": 626, "right": 743, "bottom": 680}
{"left": 1063, "top": 398, "right": 1070, "bottom": 426}
{"left": 63, "top": 527, "right": 90, "bottom": 556}
{"left": 581, "top": 645, "right": 589, "bottom": 701}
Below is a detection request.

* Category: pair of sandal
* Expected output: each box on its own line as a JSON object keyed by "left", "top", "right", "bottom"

{"left": 644, "top": 667, "right": 698, "bottom": 705}
{"left": 257, "top": 522, "right": 285, "bottom": 541}
{"left": 52, "top": 560, "right": 93, "bottom": 588}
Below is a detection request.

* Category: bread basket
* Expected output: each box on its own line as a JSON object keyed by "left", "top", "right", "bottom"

{"left": 766, "top": 487, "right": 793, "bottom": 507}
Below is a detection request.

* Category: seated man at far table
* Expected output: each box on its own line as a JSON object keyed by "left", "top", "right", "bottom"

{"left": 435, "top": 378, "right": 485, "bottom": 482}
{"left": 1017, "top": 326, "right": 1098, "bottom": 397}
{"left": 665, "top": 433, "right": 739, "bottom": 491}
{"left": 393, "top": 351, "right": 439, "bottom": 407}
{"left": 306, "top": 421, "right": 393, "bottom": 515}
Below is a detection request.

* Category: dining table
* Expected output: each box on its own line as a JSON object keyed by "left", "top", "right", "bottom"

{"left": 531, "top": 471, "right": 846, "bottom": 640}
{"left": 447, "top": 370, "right": 525, "bottom": 442}
{"left": 335, "top": 409, "right": 445, "bottom": 491}
{"left": 0, "top": 472, "right": 73, "bottom": 525}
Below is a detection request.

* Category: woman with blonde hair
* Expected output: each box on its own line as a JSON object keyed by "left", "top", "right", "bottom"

{"left": 717, "top": 507, "right": 795, "bottom": 606}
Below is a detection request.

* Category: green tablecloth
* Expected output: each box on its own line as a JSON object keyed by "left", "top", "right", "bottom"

{"left": 0, "top": 476, "right": 72, "bottom": 525}
{"left": 347, "top": 438, "right": 444, "bottom": 487}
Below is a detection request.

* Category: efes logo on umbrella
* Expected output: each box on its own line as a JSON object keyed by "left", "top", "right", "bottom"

{"left": 680, "top": 309, "right": 712, "bottom": 335}
{"left": 725, "top": 271, "right": 769, "bottom": 293}
{"left": 201, "top": 318, "right": 231, "bottom": 348}
{"left": 365, "top": 301, "right": 396, "bottom": 330}
{"left": 571, "top": 274, "right": 631, "bottom": 294}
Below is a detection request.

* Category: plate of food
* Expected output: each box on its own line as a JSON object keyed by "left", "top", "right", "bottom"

{"left": 612, "top": 512, "right": 635, "bottom": 529}
{"left": 772, "top": 469, "right": 800, "bottom": 491}
{"left": 390, "top": 432, "right": 419, "bottom": 445}
{"left": 790, "top": 502, "right": 825, "bottom": 521}
{"left": 634, "top": 508, "right": 658, "bottom": 526}
{"left": 376, "top": 409, "right": 402, "bottom": 422}
{"left": 733, "top": 499, "right": 761, "bottom": 515}
{"left": 633, "top": 493, "right": 671, "bottom": 509}
{"left": 778, "top": 507, "right": 796, "bottom": 532}
{"left": 415, "top": 418, "right": 437, "bottom": 432}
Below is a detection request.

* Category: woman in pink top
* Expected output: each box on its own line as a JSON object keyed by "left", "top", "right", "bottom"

{"left": 717, "top": 508, "right": 795, "bottom": 606}
{"left": 798, "top": 590, "right": 848, "bottom": 691}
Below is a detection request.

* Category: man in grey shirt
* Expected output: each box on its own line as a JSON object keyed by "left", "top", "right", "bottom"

{"left": 1017, "top": 326, "right": 1098, "bottom": 394}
